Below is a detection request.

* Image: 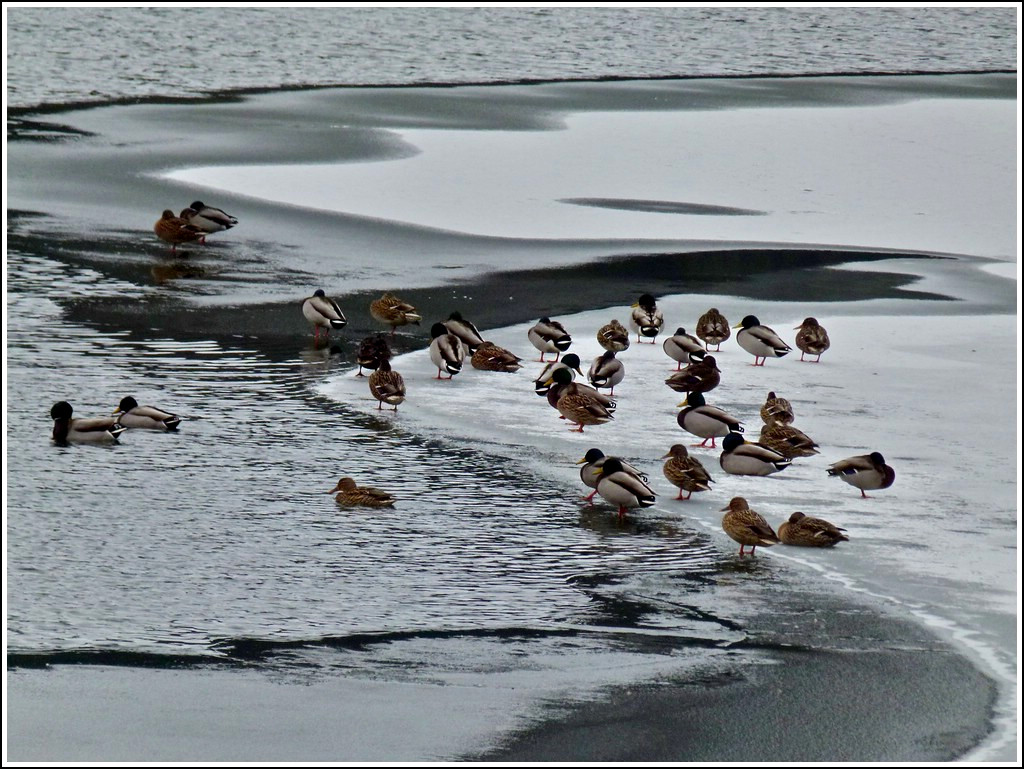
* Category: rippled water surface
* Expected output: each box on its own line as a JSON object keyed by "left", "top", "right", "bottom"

{"left": 6, "top": 6, "right": 1016, "bottom": 110}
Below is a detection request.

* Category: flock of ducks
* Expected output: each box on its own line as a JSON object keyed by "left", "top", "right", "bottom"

{"left": 286, "top": 285, "right": 894, "bottom": 548}
{"left": 82, "top": 208, "right": 889, "bottom": 546}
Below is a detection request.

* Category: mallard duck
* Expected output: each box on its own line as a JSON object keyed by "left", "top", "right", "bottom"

{"left": 368, "top": 358, "right": 406, "bottom": 410}
{"left": 663, "top": 327, "right": 705, "bottom": 370}
{"left": 596, "top": 319, "right": 631, "bottom": 353}
{"left": 576, "top": 448, "right": 649, "bottom": 503}
{"left": 720, "top": 432, "right": 792, "bottom": 476}
{"left": 629, "top": 293, "right": 665, "bottom": 343}
{"left": 534, "top": 353, "right": 583, "bottom": 396}
{"left": 593, "top": 457, "right": 656, "bottom": 519}
{"left": 327, "top": 477, "right": 396, "bottom": 508}
{"left": 443, "top": 311, "right": 485, "bottom": 354}
{"left": 587, "top": 350, "right": 625, "bottom": 395}
{"left": 695, "top": 308, "right": 731, "bottom": 351}
{"left": 428, "top": 322, "right": 465, "bottom": 379}
{"left": 676, "top": 391, "right": 743, "bottom": 449}
{"left": 153, "top": 209, "right": 205, "bottom": 253}
{"left": 555, "top": 387, "right": 614, "bottom": 433}
{"left": 355, "top": 334, "right": 391, "bottom": 377}
{"left": 760, "top": 391, "right": 795, "bottom": 426}
{"left": 827, "top": 452, "right": 895, "bottom": 498}
{"left": 370, "top": 293, "right": 422, "bottom": 335}
{"left": 527, "top": 317, "right": 572, "bottom": 362}
{"left": 545, "top": 367, "right": 616, "bottom": 413}
{"left": 112, "top": 396, "right": 181, "bottom": 431}
{"left": 51, "top": 401, "right": 127, "bottom": 444}
{"left": 661, "top": 443, "right": 714, "bottom": 500}
{"left": 471, "top": 341, "right": 523, "bottom": 373}
{"left": 185, "top": 200, "right": 238, "bottom": 234}
{"left": 778, "top": 512, "right": 848, "bottom": 547}
{"left": 794, "top": 317, "right": 831, "bottom": 362}
{"left": 720, "top": 497, "right": 779, "bottom": 556}
{"left": 759, "top": 421, "right": 819, "bottom": 458}
{"left": 735, "top": 315, "right": 791, "bottom": 366}
{"left": 302, "top": 289, "right": 347, "bottom": 341}
{"left": 664, "top": 355, "right": 721, "bottom": 396}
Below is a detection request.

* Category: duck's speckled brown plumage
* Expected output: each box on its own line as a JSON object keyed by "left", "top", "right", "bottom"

{"left": 471, "top": 341, "right": 523, "bottom": 373}
{"left": 596, "top": 319, "right": 630, "bottom": 353}
{"left": 370, "top": 293, "right": 422, "bottom": 333}
{"left": 664, "top": 355, "right": 721, "bottom": 395}
{"left": 720, "top": 497, "right": 779, "bottom": 556}
{"left": 760, "top": 391, "right": 795, "bottom": 426}
{"left": 695, "top": 308, "right": 731, "bottom": 351}
{"left": 328, "top": 477, "right": 396, "bottom": 508}
{"left": 368, "top": 358, "right": 406, "bottom": 410}
{"left": 661, "top": 444, "right": 714, "bottom": 500}
{"left": 759, "top": 421, "right": 819, "bottom": 458}
{"left": 154, "top": 209, "right": 205, "bottom": 251}
{"left": 794, "top": 317, "right": 831, "bottom": 362}
{"left": 778, "top": 512, "right": 848, "bottom": 547}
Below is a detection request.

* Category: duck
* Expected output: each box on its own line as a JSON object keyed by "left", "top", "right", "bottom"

{"left": 327, "top": 477, "right": 396, "bottom": 508}
{"left": 112, "top": 396, "right": 182, "bottom": 430}
{"left": 527, "top": 317, "right": 572, "bottom": 362}
{"left": 676, "top": 391, "right": 743, "bottom": 449}
{"left": 758, "top": 421, "right": 819, "bottom": 459}
{"left": 629, "top": 293, "right": 665, "bottom": 343}
{"left": 471, "top": 341, "right": 523, "bottom": 373}
{"left": 695, "top": 308, "right": 731, "bottom": 351}
{"left": 735, "top": 315, "right": 792, "bottom": 366}
{"left": 368, "top": 358, "right": 406, "bottom": 410}
{"left": 153, "top": 209, "right": 205, "bottom": 253}
{"left": 302, "top": 289, "right": 348, "bottom": 341}
{"left": 720, "top": 432, "right": 792, "bottom": 476}
{"left": 827, "top": 452, "right": 895, "bottom": 498}
{"left": 663, "top": 327, "right": 706, "bottom": 370}
{"left": 355, "top": 334, "right": 391, "bottom": 377}
{"left": 760, "top": 391, "right": 795, "bottom": 426}
{"left": 184, "top": 201, "right": 238, "bottom": 234}
{"left": 534, "top": 353, "right": 583, "bottom": 396}
{"left": 370, "top": 292, "right": 422, "bottom": 335}
{"left": 794, "top": 317, "right": 831, "bottom": 362}
{"left": 576, "top": 448, "right": 648, "bottom": 504}
{"left": 720, "top": 497, "right": 779, "bottom": 557}
{"left": 428, "top": 322, "right": 465, "bottom": 379}
{"left": 554, "top": 386, "right": 614, "bottom": 433}
{"left": 545, "top": 367, "right": 616, "bottom": 414}
{"left": 664, "top": 355, "right": 721, "bottom": 396}
{"left": 593, "top": 457, "right": 657, "bottom": 519}
{"left": 587, "top": 350, "right": 625, "bottom": 395}
{"left": 51, "top": 401, "right": 127, "bottom": 444}
{"left": 661, "top": 443, "right": 714, "bottom": 500}
{"left": 596, "top": 319, "right": 631, "bottom": 353}
{"left": 778, "top": 512, "right": 848, "bottom": 547}
{"left": 443, "top": 311, "right": 486, "bottom": 354}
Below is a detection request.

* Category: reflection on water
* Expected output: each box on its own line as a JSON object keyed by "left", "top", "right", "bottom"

{"left": 7, "top": 247, "right": 746, "bottom": 669}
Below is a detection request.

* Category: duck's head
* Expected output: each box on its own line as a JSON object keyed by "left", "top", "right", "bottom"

{"left": 547, "top": 367, "right": 574, "bottom": 387}
{"left": 328, "top": 477, "right": 358, "bottom": 494}
{"left": 869, "top": 451, "right": 887, "bottom": 466}
{"left": 577, "top": 448, "right": 605, "bottom": 465}
{"left": 634, "top": 293, "right": 657, "bottom": 310}
{"left": 430, "top": 322, "right": 449, "bottom": 339}
{"left": 674, "top": 327, "right": 687, "bottom": 336}
{"left": 661, "top": 444, "right": 689, "bottom": 460}
{"left": 561, "top": 353, "right": 583, "bottom": 374}
{"left": 50, "top": 401, "right": 73, "bottom": 420}
{"left": 189, "top": 200, "right": 207, "bottom": 210}
{"left": 538, "top": 316, "right": 551, "bottom": 324}
{"left": 703, "top": 355, "right": 720, "bottom": 372}
{"left": 313, "top": 288, "right": 327, "bottom": 298}
{"left": 679, "top": 391, "right": 707, "bottom": 409}
{"left": 721, "top": 432, "right": 746, "bottom": 452}
{"left": 448, "top": 311, "right": 465, "bottom": 322}
{"left": 160, "top": 210, "right": 176, "bottom": 220}
{"left": 720, "top": 496, "right": 750, "bottom": 513}
{"left": 736, "top": 315, "right": 760, "bottom": 330}
{"left": 788, "top": 512, "right": 808, "bottom": 523}
{"left": 115, "top": 396, "right": 139, "bottom": 415}
{"left": 597, "top": 457, "right": 625, "bottom": 477}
